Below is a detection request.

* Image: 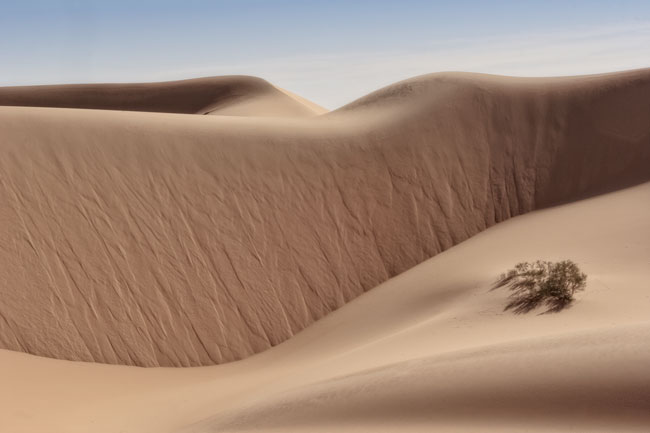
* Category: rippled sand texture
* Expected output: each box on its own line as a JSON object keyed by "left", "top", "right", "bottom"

{"left": 0, "top": 69, "right": 649, "bottom": 433}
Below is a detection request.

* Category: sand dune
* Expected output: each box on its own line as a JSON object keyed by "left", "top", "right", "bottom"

{"left": 204, "top": 327, "right": 650, "bottom": 433}
{"left": 0, "top": 76, "right": 325, "bottom": 117}
{"left": 0, "top": 69, "right": 649, "bottom": 367}
{"left": 2, "top": 181, "right": 649, "bottom": 433}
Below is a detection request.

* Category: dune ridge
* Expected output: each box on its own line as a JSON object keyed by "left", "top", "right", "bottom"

{"left": 0, "top": 69, "right": 649, "bottom": 366}
{"left": 0, "top": 76, "right": 324, "bottom": 117}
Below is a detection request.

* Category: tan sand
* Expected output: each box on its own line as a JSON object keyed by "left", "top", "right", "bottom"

{"left": 0, "top": 76, "right": 324, "bottom": 117}
{"left": 1, "top": 181, "right": 649, "bottom": 433}
{"left": 274, "top": 86, "right": 329, "bottom": 115}
{"left": 0, "top": 69, "right": 649, "bottom": 367}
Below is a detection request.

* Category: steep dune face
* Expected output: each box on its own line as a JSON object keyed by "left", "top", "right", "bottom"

{"left": 335, "top": 70, "right": 650, "bottom": 207}
{"left": 2, "top": 182, "right": 649, "bottom": 433}
{"left": 0, "top": 70, "right": 649, "bottom": 366}
{"left": 190, "top": 181, "right": 650, "bottom": 433}
{"left": 0, "top": 76, "right": 324, "bottom": 117}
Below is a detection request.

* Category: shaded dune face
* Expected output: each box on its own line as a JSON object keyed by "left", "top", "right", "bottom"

{"left": 0, "top": 76, "right": 321, "bottom": 117}
{"left": 0, "top": 70, "right": 649, "bottom": 367}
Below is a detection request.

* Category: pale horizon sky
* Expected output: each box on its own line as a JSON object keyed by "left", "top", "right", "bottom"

{"left": 1, "top": 1, "right": 650, "bottom": 108}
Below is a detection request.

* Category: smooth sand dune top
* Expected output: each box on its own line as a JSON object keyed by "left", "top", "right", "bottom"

{"left": 0, "top": 69, "right": 649, "bottom": 367}
{"left": 2, "top": 182, "right": 649, "bottom": 433}
{"left": 0, "top": 76, "right": 325, "bottom": 117}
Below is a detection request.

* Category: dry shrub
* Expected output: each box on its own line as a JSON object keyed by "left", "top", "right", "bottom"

{"left": 494, "top": 260, "right": 587, "bottom": 313}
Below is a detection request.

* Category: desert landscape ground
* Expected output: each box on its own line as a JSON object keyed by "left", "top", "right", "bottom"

{"left": 0, "top": 68, "right": 649, "bottom": 432}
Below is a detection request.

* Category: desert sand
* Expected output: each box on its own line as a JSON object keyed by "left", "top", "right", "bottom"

{"left": 0, "top": 69, "right": 649, "bottom": 432}
{"left": 0, "top": 76, "right": 325, "bottom": 117}
{"left": 2, "top": 181, "right": 649, "bottom": 433}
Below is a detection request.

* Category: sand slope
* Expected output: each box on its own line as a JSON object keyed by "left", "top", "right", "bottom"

{"left": 0, "top": 69, "right": 649, "bottom": 366}
{"left": 1, "top": 182, "right": 649, "bottom": 433}
{"left": 0, "top": 76, "right": 325, "bottom": 117}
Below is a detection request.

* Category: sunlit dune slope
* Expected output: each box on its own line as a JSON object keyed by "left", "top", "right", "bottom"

{"left": 0, "top": 69, "right": 649, "bottom": 366}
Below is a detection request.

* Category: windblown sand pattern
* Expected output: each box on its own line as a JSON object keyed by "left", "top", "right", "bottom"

{"left": 0, "top": 69, "right": 649, "bottom": 433}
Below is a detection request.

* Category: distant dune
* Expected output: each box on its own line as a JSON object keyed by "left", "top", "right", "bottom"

{"left": 0, "top": 76, "right": 325, "bottom": 117}
{"left": 0, "top": 69, "right": 649, "bottom": 368}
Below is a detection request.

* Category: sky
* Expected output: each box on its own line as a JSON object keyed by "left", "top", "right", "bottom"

{"left": 1, "top": 0, "right": 650, "bottom": 108}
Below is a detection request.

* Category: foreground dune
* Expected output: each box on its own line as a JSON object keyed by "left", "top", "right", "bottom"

{"left": 0, "top": 69, "right": 649, "bottom": 366}
{"left": 2, "top": 182, "right": 649, "bottom": 432}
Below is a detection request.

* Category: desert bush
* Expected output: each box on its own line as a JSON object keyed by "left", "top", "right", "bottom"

{"left": 494, "top": 260, "right": 587, "bottom": 313}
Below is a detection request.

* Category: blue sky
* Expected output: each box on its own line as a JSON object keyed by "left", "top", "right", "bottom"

{"left": 1, "top": 1, "right": 650, "bottom": 108}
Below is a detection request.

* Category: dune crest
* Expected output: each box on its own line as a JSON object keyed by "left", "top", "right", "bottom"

{"left": 0, "top": 69, "right": 649, "bottom": 366}
{"left": 0, "top": 76, "right": 324, "bottom": 117}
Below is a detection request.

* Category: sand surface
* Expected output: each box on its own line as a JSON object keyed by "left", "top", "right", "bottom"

{"left": 0, "top": 69, "right": 649, "bottom": 366}
{"left": 0, "top": 69, "right": 649, "bottom": 431}
{"left": 0, "top": 76, "right": 324, "bottom": 117}
{"left": 1, "top": 181, "right": 649, "bottom": 432}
